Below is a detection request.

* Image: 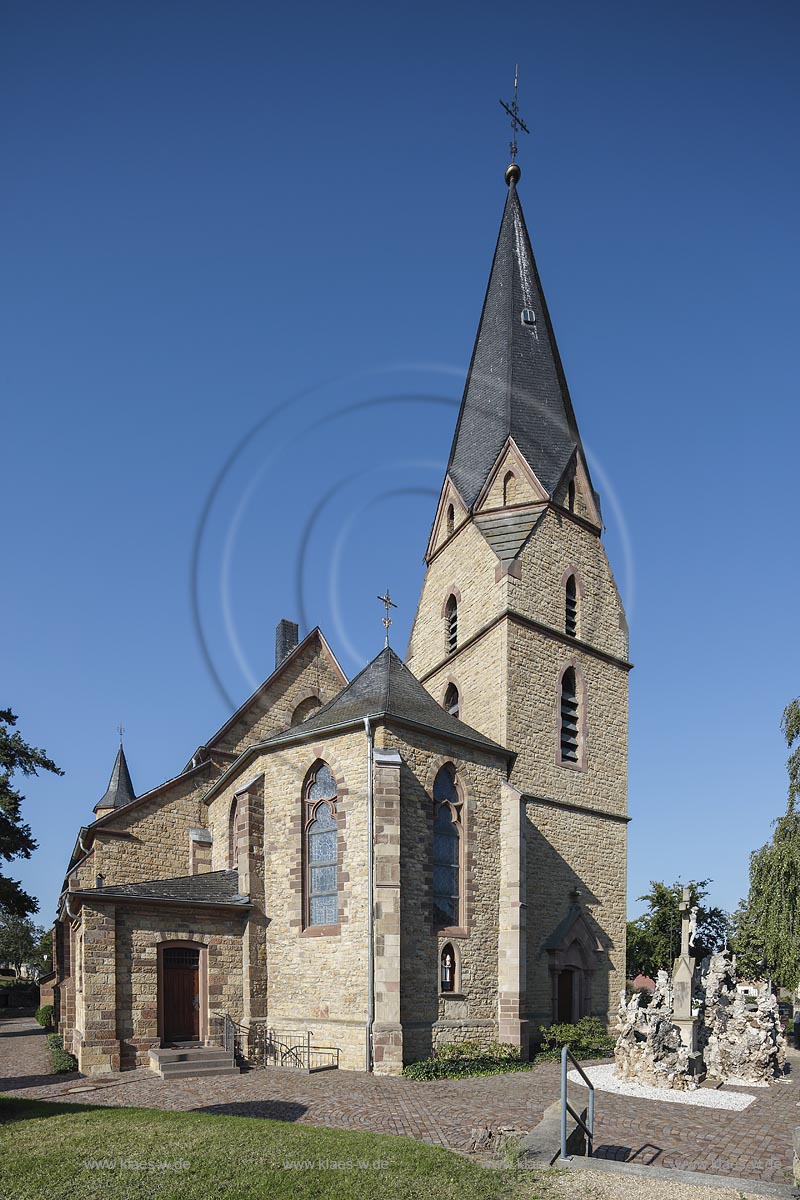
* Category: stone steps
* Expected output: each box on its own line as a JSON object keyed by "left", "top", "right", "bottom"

{"left": 148, "top": 1045, "right": 239, "bottom": 1080}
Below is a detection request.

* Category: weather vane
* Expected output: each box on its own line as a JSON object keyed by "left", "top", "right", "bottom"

{"left": 499, "top": 64, "right": 530, "bottom": 165}
{"left": 377, "top": 590, "right": 397, "bottom": 647}
{"left": 117, "top": 723, "right": 125, "bottom": 744}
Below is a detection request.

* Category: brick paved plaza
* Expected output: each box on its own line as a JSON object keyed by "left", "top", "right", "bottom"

{"left": 1, "top": 1016, "right": 797, "bottom": 1186}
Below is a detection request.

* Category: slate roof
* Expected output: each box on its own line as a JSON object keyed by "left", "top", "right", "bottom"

{"left": 473, "top": 505, "right": 548, "bottom": 567}
{"left": 93, "top": 745, "right": 136, "bottom": 813}
{"left": 264, "top": 646, "right": 507, "bottom": 756}
{"left": 84, "top": 870, "right": 248, "bottom": 906}
{"left": 447, "top": 178, "right": 596, "bottom": 515}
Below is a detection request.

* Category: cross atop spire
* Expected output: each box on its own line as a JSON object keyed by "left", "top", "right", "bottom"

{"left": 499, "top": 64, "right": 530, "bottom": 180}
{"left": 117, "top": 723, "right": 125, "bottom": 744}
{"left": 377, "top": 590, "right": 397, "bottom": 647}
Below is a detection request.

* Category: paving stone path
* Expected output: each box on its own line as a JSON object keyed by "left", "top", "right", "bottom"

{"left": 1, "top": 1015, "right": 797, "bottom": 1185}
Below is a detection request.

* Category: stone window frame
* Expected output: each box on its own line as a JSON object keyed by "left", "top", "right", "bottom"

{"left": 439, "top": 939, "right": 463, "bottom": 997}
{"left": 156, "top": 939, "right": 209, "bottom": 1045}
{"left": 227, "top": 795, "right": 241, "bottom": 870}
{"left": 560, "top": 565, "right": 584, "bottom": 640}
{"left": 427, "top": 759, "right": 470, "bottom": 939}
{"left": 300, "top": 757, "right": 348, "bottom": 938}
{"left": 555, "top": 660, "right": 588, "bottom": 772}
{"left": 290, "top": 691, "right": 322, "bottom": 727}
{"left": 502, "top": 470, "right": 517, "bottom": 506}
{"left": 441, "top": 586, "right": 462, "bottom": 657}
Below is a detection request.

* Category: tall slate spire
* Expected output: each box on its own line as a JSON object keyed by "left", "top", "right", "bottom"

{"left": 446, "top": 172, "right": 593, "bottom": 514}
{"left": 93, "top": 744, "right": 136, "bottom": 814}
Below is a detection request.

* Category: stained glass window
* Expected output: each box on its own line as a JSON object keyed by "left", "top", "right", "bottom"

{"left": 432, "top": 765, "right": 461, "bottom": 928}
{"left": 305, "top": 763, "right": 339, "bottom": 927}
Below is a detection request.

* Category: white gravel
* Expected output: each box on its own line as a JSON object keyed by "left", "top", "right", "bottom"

{"left": 568, "top": 1064, "right": 757, "bottom": 1110}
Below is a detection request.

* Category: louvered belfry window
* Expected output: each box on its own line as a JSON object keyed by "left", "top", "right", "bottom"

{"left": 560, "top": 668, "right": 580, "bottom": 764}
{"left": 565, "top": 575, "right": 578, "bottom": 638}
{"left": 445, "top": 595, "right": 458, "bottom": 654}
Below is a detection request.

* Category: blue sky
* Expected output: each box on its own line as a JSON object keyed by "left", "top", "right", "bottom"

{"left": 3, "top": 0, "right": 798, "bottom": 924}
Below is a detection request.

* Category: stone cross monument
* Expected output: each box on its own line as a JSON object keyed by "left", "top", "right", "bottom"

{"left": 671, "top": 886, "right": 700, "bottom": 1061}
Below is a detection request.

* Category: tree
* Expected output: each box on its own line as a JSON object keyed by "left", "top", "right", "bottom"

{"left": 741, "top": 698, "right": 800, "bottom": 989}
{"left": 0, "top": 911, "right": 47, "bottom": 978}
{"left": 728, "top": 899, "right": 766, "bottom": 982}
{"left": 626, "top": 879, "right": 729, "bottom": 979}
{"left": 0, "top": 709, "right": 63, "bottom": 916}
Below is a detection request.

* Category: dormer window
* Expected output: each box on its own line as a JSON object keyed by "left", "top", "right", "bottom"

{"left": 503, "top": 471, "right": 517, "bottom": 506}
{"left": 444, "top": 682, "right": 460, "bottom": 718}
{"left": 521, "top": 308, "right": 536, "bottom": 325}
{"left": 446, "top": 504, "right": 455, "bottom": 538}
{"left": 568, "top": 480, "right": 576, "bottom": 512}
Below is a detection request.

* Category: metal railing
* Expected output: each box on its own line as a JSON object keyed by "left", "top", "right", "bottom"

{"left": 209, "top": 1012, "right": 247, "bottom": 1063}
{"left": 249, "top": 1025, "right": 340, "bottom": 1072}
{"left": 560, "top": 1044, "right": 594, "bottom": 1160}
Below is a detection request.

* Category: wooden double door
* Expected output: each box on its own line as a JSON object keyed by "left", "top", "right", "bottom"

{"left": 162, "top": 946, "right": 200, "bottom": 1042}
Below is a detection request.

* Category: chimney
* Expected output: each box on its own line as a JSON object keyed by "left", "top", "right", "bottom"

{"left": 275, "top": 619, "right": 299, "bottom": 668}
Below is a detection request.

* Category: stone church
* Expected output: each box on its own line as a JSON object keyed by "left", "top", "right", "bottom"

{"left": 51, "top": 161, "right": 630, "bottom": 1076}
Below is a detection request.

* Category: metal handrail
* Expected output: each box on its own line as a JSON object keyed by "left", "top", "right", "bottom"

{"left": 560, "top": 1044, "right": 594, "bottom": 1160}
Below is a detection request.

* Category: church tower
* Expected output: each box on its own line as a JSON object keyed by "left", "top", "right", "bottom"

{"left": 406, "top": 163, "right": 630, "bottom": 1029}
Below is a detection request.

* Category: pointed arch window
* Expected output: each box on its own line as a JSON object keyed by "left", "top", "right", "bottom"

{"left": 559, "top": 667, "right": 580, "bottom": 765}
{"left": 503, "top": 471, "right": 517, "bottom": 506}
{"left": 445, "top": 595, "right": 458, "bottom": 655}
{"left": 304, "top": 762, "right": 339, "bottom": 928}
{"left": 565, "top": 574, "right": 578, "bottom": 638}
{"left": 444, "top": 682, "right": 460, "bottom": 719}
{"left": 432, "top": 764, "right": 462, "bottom": 929}
{"left": 568, "top": 480, "right": 576, "bottom": 512}
{"left": 228, "top": 796, "right": 240, "bottom": 869}
{"left": 446, "top": 504, "right": 455, "bottom": 538}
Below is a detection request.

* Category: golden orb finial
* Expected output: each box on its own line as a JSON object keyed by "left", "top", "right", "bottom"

{"left": 505, "top": 162, "right": 521, "bottom": 186}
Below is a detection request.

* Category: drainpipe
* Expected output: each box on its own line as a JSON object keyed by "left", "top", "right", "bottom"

{"left": 364, "top": 717, "right": 375, "bottom": 1072}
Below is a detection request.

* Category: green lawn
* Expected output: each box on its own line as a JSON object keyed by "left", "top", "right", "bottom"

{"left": 0, "top": 1096, "right": 548, "bottom": 1200}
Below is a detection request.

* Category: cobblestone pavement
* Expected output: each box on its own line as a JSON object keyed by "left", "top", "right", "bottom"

{"left": 1, "top": 1016, "right": 797, "bottom": 1185}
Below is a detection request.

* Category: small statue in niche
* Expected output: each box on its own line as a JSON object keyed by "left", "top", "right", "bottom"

{"left": 441, "top": 948, "right": 454, "bottom": 993}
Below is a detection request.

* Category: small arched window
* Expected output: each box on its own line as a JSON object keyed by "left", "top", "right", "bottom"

{"left": 292, "top": 695, "right": 322, "bottom": 726}
{"left": 568, "top": 480, "right": 576, "bottom": 512}
{"left": 445, "top": 595, "right": 458, "bottom": 655}
{"left": 565, "top": 575, "right": 578, "bottom": 638}
{"left": 304, "top": 762, "right": 339, "bottom": 927}
{"left": 444, "top": 682, "right": 460, "bottom": 719}
{"left": 446, "top": 504, "right": 455, "bottom": 538}
{"left": 559, "top": 667, "right": 580, "bottom": 765}
{"left": 440, "top": 943, "right": 456, "bottom": 993}
{"left": 433, "top": 765, "right": 462, "bottom": 928}
{"left": 503, "top": 471, "right": 517, "bottom": 506}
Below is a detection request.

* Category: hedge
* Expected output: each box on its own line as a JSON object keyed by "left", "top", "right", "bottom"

{"left": 45, "top": 1033, "right": 78, "bottom": 1074}
{"left": 35, "top": 1005, "right": 54, "bottom": 1029}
